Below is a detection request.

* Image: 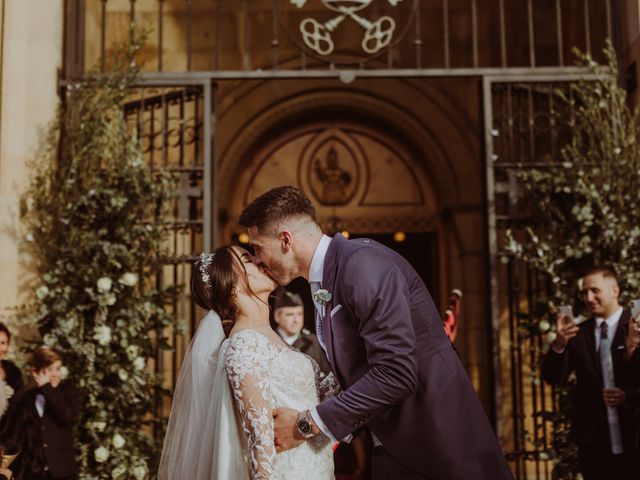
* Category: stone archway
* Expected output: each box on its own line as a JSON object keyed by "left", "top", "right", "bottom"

{"left": 226, "top": 120, "right": 439, "bottom": 237}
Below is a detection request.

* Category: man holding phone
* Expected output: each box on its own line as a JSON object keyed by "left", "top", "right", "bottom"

{"left": 542, "top": 266, "right": 640, "bottom": 480}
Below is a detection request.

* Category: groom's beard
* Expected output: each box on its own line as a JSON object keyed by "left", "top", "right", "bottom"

{"left": 263, "top": 263, "right": 295, "bottom": 286}
{"left": 261, "top": 254, "right": 298, "bottom": 286}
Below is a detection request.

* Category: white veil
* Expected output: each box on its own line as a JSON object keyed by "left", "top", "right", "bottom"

{"left": 158, "top": 310, "right": 249, "bottom": 479}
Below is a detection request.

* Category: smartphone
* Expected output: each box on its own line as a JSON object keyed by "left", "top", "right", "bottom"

{"left": 630, "top": 298, "right": 640, "bottom": 319}
{"left": 558, "top": 305, "right": 574, "bottom": 322}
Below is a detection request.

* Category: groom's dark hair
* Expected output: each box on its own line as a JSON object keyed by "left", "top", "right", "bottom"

{"left": 239, "top": 186, "right": 316, "bottom": 233}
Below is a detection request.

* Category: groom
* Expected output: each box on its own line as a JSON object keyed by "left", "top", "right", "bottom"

{"left": 240, "top": 186, "right": 513, "bottom": 479}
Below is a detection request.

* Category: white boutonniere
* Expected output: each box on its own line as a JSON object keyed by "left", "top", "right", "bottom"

{"left": 313, "top": 289, "right": 332, "bottom": 306}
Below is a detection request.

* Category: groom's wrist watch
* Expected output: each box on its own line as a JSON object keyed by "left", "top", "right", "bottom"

{"left": 296, "top": 410, "right": 317, "bottom": 439}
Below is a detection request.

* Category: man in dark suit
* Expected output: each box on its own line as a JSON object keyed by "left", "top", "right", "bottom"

{"left": 542, "top": 266, "right": 640, "bottom": 480}
{"left": 240, "top": 186, "right": 513, "bottom": 480}
{"left": 273, "top": 287, "right": 331, "bottom": 375}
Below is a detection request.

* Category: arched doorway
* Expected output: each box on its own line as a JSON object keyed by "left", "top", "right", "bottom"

{"left": 225, "top": 119, "right": 444, "bottom": 328}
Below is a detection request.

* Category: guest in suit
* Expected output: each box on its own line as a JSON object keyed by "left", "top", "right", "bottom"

{"left": 4, "top": 347, "right": 83, "bottom": 480}
{"left": 273, "top": 287, "right": 331, "bottom": 375}
{"left": 240, "top": 186, "right": 513, "bottom": 480}
{"left": 542, "top": 266, "right": 640, "bottom": 480}
{"left": 624, "top": 311, "right": 640, "bottom": 474}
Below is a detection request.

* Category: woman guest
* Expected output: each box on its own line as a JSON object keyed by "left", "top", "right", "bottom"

{"left": 5, "top": 347, "right": 84, "bottom": 480}
{"left": 0, "top": 324, "right": 23, "bottom": 399}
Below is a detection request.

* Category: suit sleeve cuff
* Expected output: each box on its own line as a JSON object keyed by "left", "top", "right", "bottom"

{"left": 311, "top": 407, "right": 353, "bottom": 443}
{"left": 310, "top": 407, "right": 336, "bottom": 442}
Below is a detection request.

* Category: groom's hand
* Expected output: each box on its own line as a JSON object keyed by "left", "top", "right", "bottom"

{"left": 273, "top": 407, "right": 304, "bottom": 452}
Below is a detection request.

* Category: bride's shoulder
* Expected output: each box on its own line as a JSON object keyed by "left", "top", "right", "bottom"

{"left": 224, "top": 329, "right": 268, "bottom": 356}
{"left": 223, "top": 329, "right": 272, "bottom": 372}
{"left": 227, "top": 328, "right": 266, "bottom": 344}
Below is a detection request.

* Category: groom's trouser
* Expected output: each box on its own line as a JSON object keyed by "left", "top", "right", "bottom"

{"left": 371, "top": 446, "right": 431, "bottom": 480}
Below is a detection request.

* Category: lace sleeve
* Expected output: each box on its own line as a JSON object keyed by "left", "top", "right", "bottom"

{"left": 224, "top": 331, "right": 277, "bottom": 480}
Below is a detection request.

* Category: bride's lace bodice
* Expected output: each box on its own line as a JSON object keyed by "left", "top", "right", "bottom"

{"left": 223, "top": 329, "right": 335, "bottom": 480}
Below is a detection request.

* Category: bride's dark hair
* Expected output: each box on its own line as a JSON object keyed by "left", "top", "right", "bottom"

{"left": 191, "top": 245, "right": 261, "bottom": 335}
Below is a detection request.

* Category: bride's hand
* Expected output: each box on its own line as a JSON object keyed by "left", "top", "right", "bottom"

{"left": 273, "top": 407, "right": 304, "bottom": 452}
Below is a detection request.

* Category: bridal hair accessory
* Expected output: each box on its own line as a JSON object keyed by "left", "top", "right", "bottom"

{"left": 199, "top": 252, "right": 216, "bottom": 288}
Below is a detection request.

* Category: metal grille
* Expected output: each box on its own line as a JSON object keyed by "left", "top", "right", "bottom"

{"left": 484, "top": 79, "right": 589, "bottom": 479}
{"left": 122, "top": 82, "right": 214, "bottom": 440}
{"left": 65, "top": 0, "right": 614, "bottom": 78}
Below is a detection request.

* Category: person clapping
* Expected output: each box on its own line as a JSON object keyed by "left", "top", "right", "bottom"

{"left": 3, "top": 347, "right": 84, "bottom": 480}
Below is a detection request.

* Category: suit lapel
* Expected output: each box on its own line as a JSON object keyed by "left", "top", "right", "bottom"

{"left": 320, "top": 234, "right": 344, "bottom": 370}
{"left": 611, "top": 309, "right": 630, "bottom": 373}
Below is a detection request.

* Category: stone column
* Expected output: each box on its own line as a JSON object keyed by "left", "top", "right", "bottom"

{"left": 0, "top": 1, "right": 63, "bottom": 324}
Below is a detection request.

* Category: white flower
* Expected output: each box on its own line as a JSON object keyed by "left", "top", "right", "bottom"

{"left": 60, "top": 366, "right": 69, "bottom": 379}
{"left": 93, "top": 325, "right": 112, "bottom": 346}
{"left": 119, "top": 272, "right": 139, "bottom": 287}
{"left": 118, "top": 369, "right": 129, "bottom": 381}
{"left": 546, "top": 331, "right": 557, "bottom": 343}
{"left": 126, "top": 345, "right": 140, "bottom": 359}
{"left": 43, "top": 334, "right": 56, "bottom": 347}
{"left": 112, "top": 465, "right": 127, "bottom": 479}
{"left": 539, "top": 320, "right": 550, "bottom": 333}
{"left": 94, "top": 446, "right": 109, "bottom": 463}
{"left": 36, "top": 286, "right": 49, "bottom": 300}
{"left": 112, "top": 432, "right": 126, "bottom": 449}
{"left": 26, "top": 233, "right": 34, "bottom": 242}
{"left": 104, "top": 293, "right": 117, "bottom": 306}
{"left": 92, "top": 421, "right": 107, "bottom": 431}
{"left": 97, "top": 277, "right": 113, "bottom": 293}
{"left": 313, "top": 289, "right": 332, "bottom": 306}
{"left": 133, "top": 357, "right": 146, "bottom": 371}
{"left": 133, "top": 465, "right": 147, "bottom": 480}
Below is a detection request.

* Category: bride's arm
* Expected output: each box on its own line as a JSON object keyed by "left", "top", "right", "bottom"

{"left": 224, "top": 334, "right": 277, "bottom": 480}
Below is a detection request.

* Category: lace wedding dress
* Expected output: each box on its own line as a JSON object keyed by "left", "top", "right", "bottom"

{"left": 223, "top": 329, "right": 335, "bottom": 480}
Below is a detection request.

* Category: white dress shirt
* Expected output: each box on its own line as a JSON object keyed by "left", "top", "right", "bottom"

{"left": 595, "top": 307, "right": 622, "bottom": 352}
{"left": 277, "top": 329, "right": 300, "bottom": 346}
{"left": 307, "top": 235, "right": 337, "bottom": 441}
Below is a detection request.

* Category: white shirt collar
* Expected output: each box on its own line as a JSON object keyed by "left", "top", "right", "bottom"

{"left": 308, "top": 235, "right": 332, "bottom": 284}
{"left": 277, "top": 328, "right": 300, "bottom": 346}
{"left": 595, "top": 306, "right": 623, "bottom": 330}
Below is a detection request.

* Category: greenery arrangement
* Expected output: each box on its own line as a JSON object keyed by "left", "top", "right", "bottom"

{"left": 505, "top": 42, "right": 640, "bottom": 477}
{"left": 18, "top": 30, "right": 177, "bottom": 479}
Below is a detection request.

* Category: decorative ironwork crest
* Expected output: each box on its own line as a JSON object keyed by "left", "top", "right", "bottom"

{"left": 289, "top": 0, "right": 408, "bottom": 57}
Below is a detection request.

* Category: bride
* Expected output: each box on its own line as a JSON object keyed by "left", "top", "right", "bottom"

{"left": 158, "top": 246, "right": 335, "bottom": 479}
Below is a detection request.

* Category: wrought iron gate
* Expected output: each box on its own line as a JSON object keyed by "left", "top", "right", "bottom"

{"left": 122, "top": 81, "right": 215, "bottom": 441}
{"left": 483, "top": 77, "right": 602, "bottom": 479}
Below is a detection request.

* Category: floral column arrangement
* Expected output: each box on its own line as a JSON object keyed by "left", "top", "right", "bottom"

{"left": 19, "top": 30, "right": 177, "bottom": 479}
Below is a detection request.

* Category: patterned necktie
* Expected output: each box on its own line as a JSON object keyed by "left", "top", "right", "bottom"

{"left": 309, "top": 281, "right": 327, "bottom": 353}
{"left": 599, "top": 321, "right": 623, "bottom": 454}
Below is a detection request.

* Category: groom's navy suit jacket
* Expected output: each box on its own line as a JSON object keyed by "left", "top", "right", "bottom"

{"left": 315, "top": 234, "right": 513, "bottom": 479}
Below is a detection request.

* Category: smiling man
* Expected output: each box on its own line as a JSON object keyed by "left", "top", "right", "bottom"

{"left": 542, "top": 266, "right": 640, "bottom": 480}
{"left": 239, "top": 185, "right": 513, "bottom": 480}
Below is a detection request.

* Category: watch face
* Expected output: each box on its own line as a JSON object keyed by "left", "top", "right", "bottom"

{"left": 298, "top": 419, "right": 313, "bottom": 435}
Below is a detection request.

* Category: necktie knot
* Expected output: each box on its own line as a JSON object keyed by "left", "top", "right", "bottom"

{"left": 600, "top": 321, "right": 608, "bottom": 340}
